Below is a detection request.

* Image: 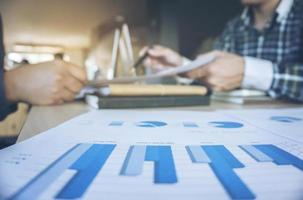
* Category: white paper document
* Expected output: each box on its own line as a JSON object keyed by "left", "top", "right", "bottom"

{"left": 0, "top": 108, "right": 302, "bottom": 200}
{"left": 87, "top": 54, "right": 215, "bottom": 87}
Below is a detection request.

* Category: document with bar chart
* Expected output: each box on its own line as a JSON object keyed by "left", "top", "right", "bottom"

{"left": 0, "top": 108, "right": 302, "bottom": 200}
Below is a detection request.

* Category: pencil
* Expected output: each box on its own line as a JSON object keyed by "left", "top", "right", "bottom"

{"left": 133, "top": 45, "right": 154, "bottom": 69}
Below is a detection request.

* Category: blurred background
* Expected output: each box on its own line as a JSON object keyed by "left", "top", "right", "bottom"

{"left": 0, "top": 0, "right": 242, "bottom": 147}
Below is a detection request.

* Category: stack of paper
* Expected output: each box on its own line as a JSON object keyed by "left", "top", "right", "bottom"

{"left": 0, "top": 108, "right": 302, "bottom": 199}
{"left": 212, "top": 89, "right": 271, "bottom": 104}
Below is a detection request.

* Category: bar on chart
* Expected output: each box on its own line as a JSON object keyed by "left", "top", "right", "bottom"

{"left": 56, "top": 144, "right": 116, "bottom": 199}
{"left": 186, "top": 145, "right": 255, "bottom": 200}
{"left": 183, "top": 122, "right": 199, "bottom": 128}
{"left": 186, "top": 145, "right": 210, "bottom": 163}
{"left": 120, "top": 145, "right": 146, "bottom": 176}
{"left": 109, "top": 121, "right": 124, "bottom": 126}
{"left": 253, "top": 144, "right": 303, "bottom": 171}
{"left": 239, "top": 145, "right": 273, "bottom": 162}
{"left": 9, "top": 143, "right": 116, "bottom": 200}
{"left": 120, "top": 145, "right": 178, "bottom": 184}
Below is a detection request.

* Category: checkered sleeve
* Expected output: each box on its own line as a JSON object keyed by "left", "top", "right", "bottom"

{"left": 269, "top": 12, "right": 303, "bottom": 103}
{"left": 269, "top": 62, "right": 303, "bottom": 102}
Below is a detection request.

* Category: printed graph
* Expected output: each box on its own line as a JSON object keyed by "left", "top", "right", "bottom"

{"left": 9, "top": 143, "right": 303, "bottom": 200}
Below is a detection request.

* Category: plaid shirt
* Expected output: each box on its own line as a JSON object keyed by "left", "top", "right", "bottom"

{"left": 214, "top": 0, "right": 303, "bottom": 102}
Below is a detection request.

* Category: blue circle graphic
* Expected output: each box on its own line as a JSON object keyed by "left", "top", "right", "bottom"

{"left": 270, "top": 116, "right": 302, "bottom": 123}
{"left": 135, "top": 121, "right": 167, "bottom": 128}
{"left": 209, "top": 121, "right": 244, "bottom": 128}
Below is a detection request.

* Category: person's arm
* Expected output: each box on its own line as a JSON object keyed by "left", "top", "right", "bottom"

{"left": 243, "top": 12, "right": 303, "bottom": 102}
{"left": 4, "top": 60, "right": 87, "bottom": 106}
{"left": 0, "top": 15, "right": 88, "bottom": 121}
{"left": 214, "top": 16, "right": 303, "bottom": 102}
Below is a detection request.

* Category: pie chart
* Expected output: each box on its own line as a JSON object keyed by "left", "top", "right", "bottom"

{"left": 270, "top": 116, "right": 302, "bottom": 123}
{"left": 135, "top": 121, "right": 167, "bottom": 128}
{"left": 209, "top": 121, "right": 244, "bottom": 128}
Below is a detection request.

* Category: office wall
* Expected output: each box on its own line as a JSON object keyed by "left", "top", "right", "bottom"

{"left": 0, "top": 0, "right": 242, "bottom": 60}
{"left": 147, "top": 0, "right": 242, "bottom": 58}
{"left": 178, "top": 0, "right": 242, "bottom": 57}
{"left": 0, "top": 0, "right": 149, "bottom": 50}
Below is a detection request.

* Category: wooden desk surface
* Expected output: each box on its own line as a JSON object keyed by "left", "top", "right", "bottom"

{"left": 17, "top": 100, "right": 301, "bottom": 142}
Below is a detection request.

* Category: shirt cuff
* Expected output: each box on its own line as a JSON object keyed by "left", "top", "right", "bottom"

{"left": 175, "top": 57, "right": 194, "bottom": 84}
{"left": 242, "top": 57, "right": 273, "bottom": 91}
{"left": 182, "top": 57, "right": 192, "bottom": 65}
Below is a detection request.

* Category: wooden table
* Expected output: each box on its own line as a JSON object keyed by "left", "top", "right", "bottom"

{"left": 17, "top": 100, "right": 301, "bottom": 142}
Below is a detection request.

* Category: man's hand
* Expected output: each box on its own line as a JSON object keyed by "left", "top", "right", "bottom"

{"left": 143, "top": 45, "right": 183, "bottom": 70}
{"left": 186, "top": 51, "right": 244, "bottom": 91}
{"left": 4, "top": 60, "right": 87, "bottom": 105}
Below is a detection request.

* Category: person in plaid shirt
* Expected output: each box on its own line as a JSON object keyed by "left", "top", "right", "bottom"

{"left": 144, "top": 0, "right": 303, "bottom": 102}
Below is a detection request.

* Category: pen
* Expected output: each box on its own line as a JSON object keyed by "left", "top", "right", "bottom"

{"left": 133, "top": 46, "right": 152, "bottom": 69}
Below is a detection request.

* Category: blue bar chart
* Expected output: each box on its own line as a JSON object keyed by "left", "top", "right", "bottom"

{"left": 120, "top": 145, "right": 178, "bottom": 184}
{"left": 186, "top": 145, "right": 256, "bottom": 199}
{"left": 9, "top": 143, "right": 116, "bottom": 200}
{"left": 9, "top": 143, "right": 303, "bottom": 199}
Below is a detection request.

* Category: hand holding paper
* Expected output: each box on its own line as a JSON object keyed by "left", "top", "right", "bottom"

{"left": 186, "top": 51, "right": 245, "bottom": 91}
{"left": 87, "top": 52, "right": 215, "bottom": 87}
